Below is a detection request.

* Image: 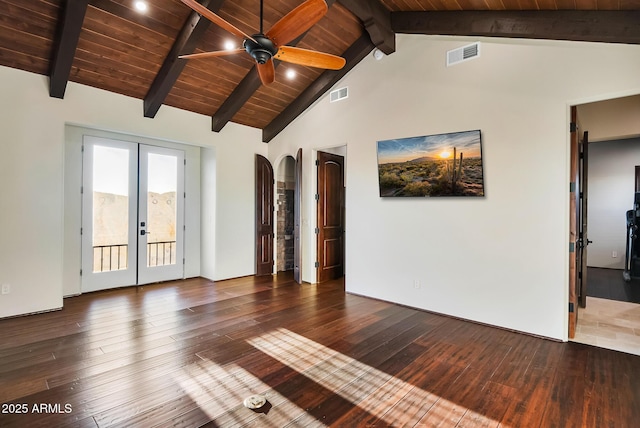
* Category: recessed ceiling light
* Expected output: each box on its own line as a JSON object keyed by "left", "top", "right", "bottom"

{"left": 224, "top": 40, "right": 236, "bottom": 51}
{"left": 134, "top": 1, "right": 148, "bottom": 13}
{"left": 286, "top": 69, "right": 296, "bottom": 79}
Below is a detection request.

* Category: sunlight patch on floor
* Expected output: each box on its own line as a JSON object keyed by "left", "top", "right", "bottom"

{"left": 173, "top": 358, "right": 326, "bottom": 427}
{"left": 247, "top": 328, "right": 499, "bottom": 426}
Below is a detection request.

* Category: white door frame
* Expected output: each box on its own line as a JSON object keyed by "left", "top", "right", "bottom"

{"left": 81, "top": 136, "right": 185, "bottom": 292}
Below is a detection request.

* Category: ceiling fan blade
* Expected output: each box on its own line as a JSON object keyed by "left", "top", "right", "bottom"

{"left": 179, "top": 48, "right": 245, "bottom": 60}
{"left": 257, "top": 59, "right": 276, "bottom": 85}
{"left": 180, "top": 0, "right": 256, "bottom": 42}
{"left": 266, "top": 0, "right": 328, "bottom": 47}
{"left": 275, "top": 46, "right": 345, "bottom": 70}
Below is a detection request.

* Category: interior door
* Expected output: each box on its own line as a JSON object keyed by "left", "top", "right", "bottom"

{"left": 82, "top": 137, "right": 185, "bottom": 292}
{"left": 578, "top": 132, "right": 590, "bottom": 308}
{"left": 316, "top": 151, "right": 345, "bottom": 283}
{"left": 137, "top": 145, "right": 185, "bottom": 285}
{"left": 568, "top": 107, "right": 580, "bottom": 338}
{"left": 294, "top": 148, "right": 302, "bottom": 284}
{"left": 256, "top": 154, "right": 274, "bottom": 276}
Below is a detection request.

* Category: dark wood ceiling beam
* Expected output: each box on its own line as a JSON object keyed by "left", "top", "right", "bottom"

{"left": 338, "top": 0, "right": 394, "bottom": 54}
{"left": 391, "top": 11, "right": 640, "bottom": 45}
{"left": 263, "top": 33, "right": 375, "bottom": 143}
{"left": 211, "top": 64, "right": 261, "bottom": 132}
{"left": 49, "top": 0, "right": 89, "bottom": 98}
{"left": 143, "top": 0, "right": 226, "bottom": 118}
{"left": 211, "top": 0, "right": 338, "bottom": 132}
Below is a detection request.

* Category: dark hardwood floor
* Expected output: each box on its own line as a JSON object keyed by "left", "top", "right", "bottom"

{"left": 1, "top": 273, "right": 639, "bottom": 427}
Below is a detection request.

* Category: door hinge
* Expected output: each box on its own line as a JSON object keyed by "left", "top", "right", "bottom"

{"left": 315, "top": 194, "right": 319, "bottom": 201}
{"left": 569, "top": 302, "right": 574, "bottom": 313}
{"left": 315, "top": 160, "right": 319, "bottom": 166}
{"left": 183, "top": 225, "right": 186, "bottom": 231}
{"left": 80, "top": 227, "right": 83, "bottom": 235}
{"left": 315, "top": 261, "right": 319, "bottom": 268}
{"left": 579, "top": 152, "right": 584, "bottom": 159}
{"left": 184, "top": 159, "right": 187, "bottom": 166}
{"left": 184, "top": 192, "right": 186, "bottom": 198}
{"left": 81, "top": 145, "right": 85, "bottom": 153}
{"left": 80, "top": 186, "right": 84, "bottom": 194}
{"left": 569, "top": 182, "right": 575, "bottom": 193}
{"left": 80, "top": 269, "right": 83, "bottom": 276}
{"left": 578, "top": 271, "right": 582, "bottom": 280}
{"left": 570, "top": 122, "right": 577, "bottom": 132}
{"left": 569, "top": 242, "right": 575, "bottom": 253}
{"left": 183, "top": 258, "right": 185, "bottom": 265}
{"left": 315, "top": 227, "right": 319, "bottom": 234}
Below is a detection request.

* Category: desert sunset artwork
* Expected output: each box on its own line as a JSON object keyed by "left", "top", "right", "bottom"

{"left": 377, "top": 130, "right": 485, "bottom": 197}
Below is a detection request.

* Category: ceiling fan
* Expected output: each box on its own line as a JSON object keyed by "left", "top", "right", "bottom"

{"left": 179, "top": 0, "right": 346, "bottom": 85}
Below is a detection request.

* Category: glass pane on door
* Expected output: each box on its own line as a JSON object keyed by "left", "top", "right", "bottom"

{"left": 92, "top": 145, "right": 130, "bottom": 272}
{"left": 146, "top": 153, "right": 178, "bottom": 267}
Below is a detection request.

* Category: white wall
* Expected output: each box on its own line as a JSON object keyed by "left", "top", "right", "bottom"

{"left": 269, "top": 35, "right": 640, "bottom": 341}
{"left": 587, "top": 138, "right": 640, "bottom": 269}
{"left": 0, "top": 66, "right": 264, "bottom": 318}
{"left": 201, "top": 148, "right": 217, "bottom": 280}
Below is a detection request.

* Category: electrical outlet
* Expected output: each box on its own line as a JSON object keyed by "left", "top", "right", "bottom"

{"left": 612, "top": 251, "right": 618, "bottom": 258}
{"left": 413, "top": 280, "right": 421, "bottom": 289}
{"left": 1, "top": 284, "right": 10, "bottom": 295}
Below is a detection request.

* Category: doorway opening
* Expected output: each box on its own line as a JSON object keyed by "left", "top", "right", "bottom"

{"left": 276, "top": 156, "right": 296, "bottom": 273}
{"left": 81, "top": 136, "right": 185, "bottom": 292}
{"left": 256, "top": 150, "right": 302, "bottom": 283}
{"left": 569, "top": 94, "right": 640, "bottom": 355}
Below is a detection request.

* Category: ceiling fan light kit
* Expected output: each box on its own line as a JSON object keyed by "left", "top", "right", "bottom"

{"left": 244, "top": 35, "right": 278, "bottom": 64}
{"left": 179, "top": 0, "right": 345, "bottom": 85}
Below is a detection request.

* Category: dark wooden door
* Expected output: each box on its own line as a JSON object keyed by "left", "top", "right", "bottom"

{"left": 569, "top": 106, "right": 580, "bottom": 338}
{"left": 578, "top": 132, "right": 590, "bottom": 308}
{"left": 256, "top": 154, "right": 274, "bottom": 276}
{"left": 294, "top": 148, "right": 302, "bottom": 284}
{"left": 317, "top": 151, "right": 345, "bottom": 283}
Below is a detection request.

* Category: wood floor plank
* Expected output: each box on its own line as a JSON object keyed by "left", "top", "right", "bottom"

{"left": 1, "top": 273, "right": 640, "bottom": 427}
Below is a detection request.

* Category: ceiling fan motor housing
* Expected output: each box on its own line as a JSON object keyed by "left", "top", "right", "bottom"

{"left": 244, "top": 34, "right": 278, "bottom": 64}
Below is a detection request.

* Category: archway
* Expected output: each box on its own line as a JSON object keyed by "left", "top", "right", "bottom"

{"left": 276, "top": 156, "right": 296, "bottom": 273}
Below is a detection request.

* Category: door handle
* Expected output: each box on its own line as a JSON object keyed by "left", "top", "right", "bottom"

{"left": 140, "top": 230, "right": 151, "bottom": 236}
{"left": 578, "top": 238, "right": 592, "bottom": 249}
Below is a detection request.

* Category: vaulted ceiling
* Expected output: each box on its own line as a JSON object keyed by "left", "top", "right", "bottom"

{"left": 1, "top": 0, "right": 638, "bottom": 142}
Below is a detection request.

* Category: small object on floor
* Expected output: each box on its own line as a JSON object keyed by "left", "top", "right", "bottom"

{"left": 243, "top": 394, "right": 267, "bottom": 410}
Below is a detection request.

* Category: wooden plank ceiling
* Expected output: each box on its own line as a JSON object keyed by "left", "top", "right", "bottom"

{"left": 0, "top": 0, "right": 638, "bottom": 142}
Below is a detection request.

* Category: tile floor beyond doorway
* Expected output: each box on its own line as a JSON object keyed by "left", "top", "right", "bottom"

{"left": 572, "top": 296, "right": 640, "bottom": 356}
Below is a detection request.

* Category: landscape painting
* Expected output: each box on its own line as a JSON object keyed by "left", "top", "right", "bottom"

{"left": 377, "top": 130, "right": 485, "bottom": 197}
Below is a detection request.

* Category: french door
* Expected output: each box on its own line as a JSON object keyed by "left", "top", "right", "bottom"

{"left": 81, "top": 136, "right": 185, "bottom": 292}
